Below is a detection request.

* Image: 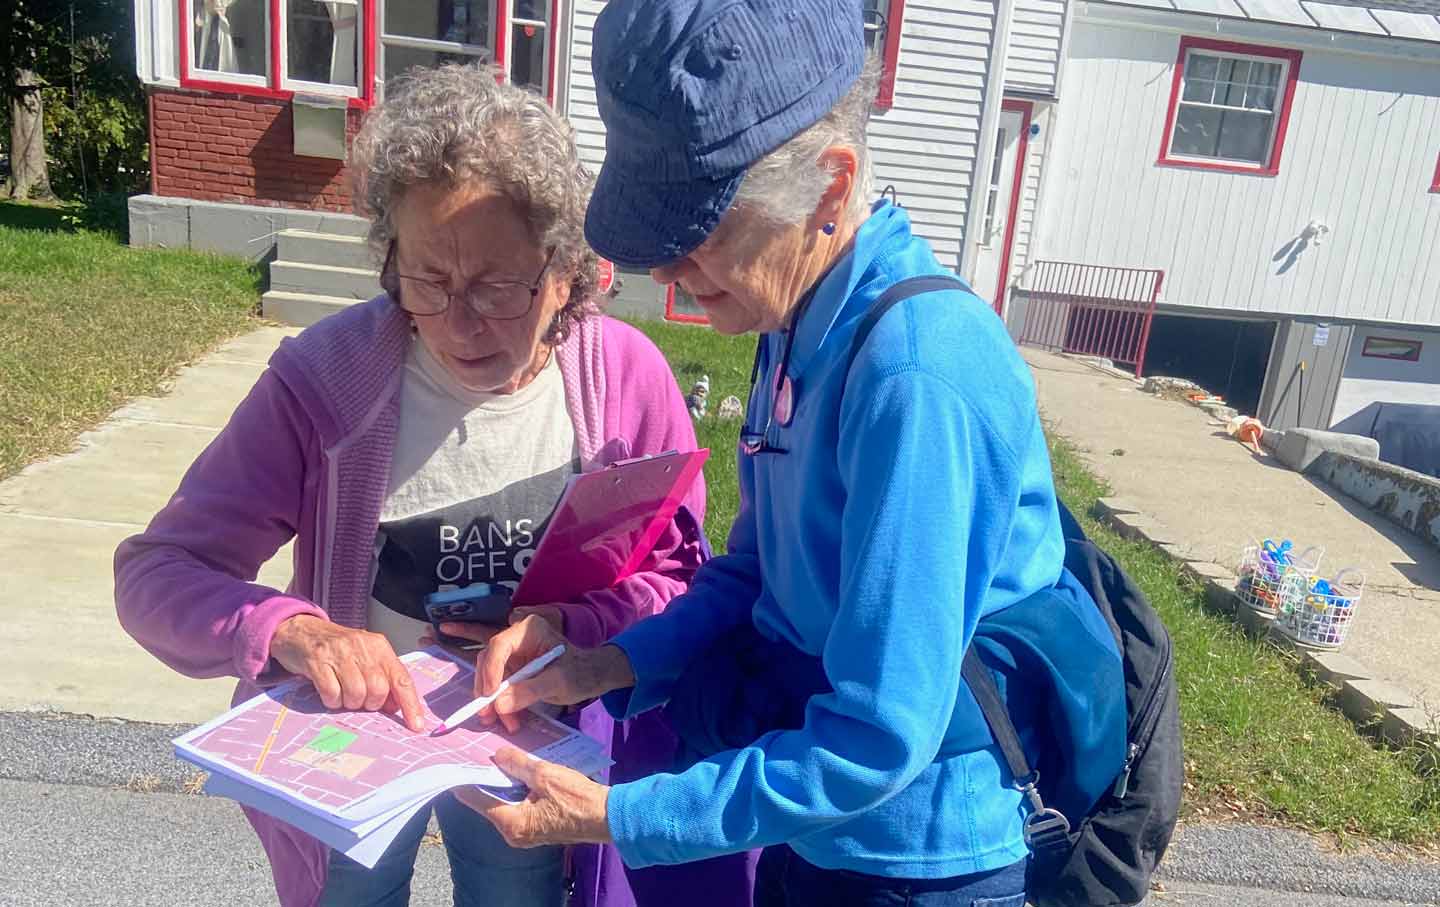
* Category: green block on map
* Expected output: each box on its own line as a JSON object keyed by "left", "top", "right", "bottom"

{"left": 307, "top": 725, "right": 358, "bottom": 754}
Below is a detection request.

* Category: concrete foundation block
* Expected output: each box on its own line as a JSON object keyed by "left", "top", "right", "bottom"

{"left": 1340, "top": 679, "right": 1418, "bottom": 725}
{"left": 1183, "top": 561, "right": 1234, "bottom": 585}
{"left": 1201, "top": 403, "right": 1239, "bottom": 422}
{"left": 1381, "top": 706, "right": 1439, "bottom": 748}
{"left": 189, "top": 203, "right": 282, "bottom": 261}
{"left": 1202, "top": 578, "right": 1241, "bottom": 616}
{"left": 1301, "top": 650, "right": 1372, "bottom": 689}
{"left": 1236, "top": 603, "right": 1276, "bottom": 637}
{"left": 127, "top": 194, "right": 190, "bottom": 249}
{"left": 1273, "top": 428, "right": 1380, "bottom": 473}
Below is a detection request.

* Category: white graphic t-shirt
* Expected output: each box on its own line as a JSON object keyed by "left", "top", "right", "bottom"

{"left": 368, "top": 337, "right": 577, "bottom": 654}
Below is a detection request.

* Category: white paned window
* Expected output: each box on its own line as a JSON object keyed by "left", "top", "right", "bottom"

{"left": 382, "top": 0, "right": 493, "bottom": 85}
{"left": 1159, "top": 37, "right": 1301, "bottom": 175}
{"left": 1171, "top": 52, "right": 1283, "bottom": 164}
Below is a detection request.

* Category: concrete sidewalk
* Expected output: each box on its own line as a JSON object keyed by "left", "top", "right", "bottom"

{"left": 0, "top": 326, "right": 298, "bottom": 724}
{"left": 1024, "top": 348, "right": 1440, "bottom": 710}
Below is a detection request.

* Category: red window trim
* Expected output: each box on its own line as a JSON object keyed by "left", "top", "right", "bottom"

{"left": 664, "top": 284, "right": 711, "bottom": 325}
{"left": 1361, "top": 336, "right": 1423, "bottom": 362}
{"left": 495, "top": 0, "right": 562, "bottom": 105}
{"left": 178, "top": 0, "right": 373, "bottom": 109}
{"left": 1156, "top": 36, "right": 1301, "bottom": 177}
{"left": 1431, "top": 152, "right": 1440, "bottom": 194}
{"left": 874, "top": 0, "right": 905, "bottom": 111}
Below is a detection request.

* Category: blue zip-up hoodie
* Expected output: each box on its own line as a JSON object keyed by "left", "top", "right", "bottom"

{"left": 602, "top": 203, "right": 1116, "bottom": 878}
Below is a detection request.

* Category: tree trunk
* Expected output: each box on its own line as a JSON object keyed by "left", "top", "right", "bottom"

{"left": 8, "top": 68, "right": 52, "bottom": 200}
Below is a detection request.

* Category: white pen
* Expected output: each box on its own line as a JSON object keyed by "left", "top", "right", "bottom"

{"left": 431, "top": 644, "right": 567, "bottom": 736}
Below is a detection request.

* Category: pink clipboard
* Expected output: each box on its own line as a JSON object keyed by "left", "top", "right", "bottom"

{"left": 511, "top": 449, "right": 710, "bottom": 606}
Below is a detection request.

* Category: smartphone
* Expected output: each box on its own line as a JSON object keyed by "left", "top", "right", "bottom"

{"left": 424, "top": 584, "right": 513, "bottom": 649}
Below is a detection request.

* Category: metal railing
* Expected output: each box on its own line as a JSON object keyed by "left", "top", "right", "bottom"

{"left": 1012, "top": 261, "right": 1164, "bottom": 377}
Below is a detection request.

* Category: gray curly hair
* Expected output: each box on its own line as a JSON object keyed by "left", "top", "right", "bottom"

{"left": 350, "top": 63, "right": 600, "bottom": 345}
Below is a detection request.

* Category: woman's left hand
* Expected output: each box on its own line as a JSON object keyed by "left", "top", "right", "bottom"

{"left": 453, "top": 746, "right": 613, "bottom": 847}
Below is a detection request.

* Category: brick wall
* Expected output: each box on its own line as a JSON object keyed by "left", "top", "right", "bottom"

{"left": 150, "top": 87, "right": 363, "bottom": 212}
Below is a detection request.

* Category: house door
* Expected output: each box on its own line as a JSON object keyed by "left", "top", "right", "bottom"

{"left": 971, "top": 101, "right": 1031, "bottom": 315}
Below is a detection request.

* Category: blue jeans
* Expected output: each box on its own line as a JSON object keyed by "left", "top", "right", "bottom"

{"left": 754, "top": 846, "right": 1026, "bottom": 907}
{"left": 319, "top": 791, "right": 564, "bottom": 907}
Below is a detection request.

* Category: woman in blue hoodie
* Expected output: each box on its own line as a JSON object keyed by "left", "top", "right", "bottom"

{"left": 447, "top": 1, "right": 1125, "bottom": 904}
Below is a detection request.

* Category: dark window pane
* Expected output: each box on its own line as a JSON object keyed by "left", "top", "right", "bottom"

{"left": 383, "top": 45, "right": 481, "bottom": 83}
{"left": 1182, "top": 77, "right": 1214, "bottom": 102}
{"left": 386, "top": 0, "right": 491, "bottom": 46}
{"left": 510, "top": 22, "right": 546, "bottom": 90}
{"left": 289, "top": 0, "right": 358, "bottom": 86}
{"left": 513, "top": 0, "right": 547, "bottom": 21}
{"left": 1186, "top": 53, "right": 1218, "bottom": 80}
{"left": 1171, "top": 105, "right": 1223, "bottom": 158}
{"left": 1215, "top": 110, "right": 1273, "bottom": 163}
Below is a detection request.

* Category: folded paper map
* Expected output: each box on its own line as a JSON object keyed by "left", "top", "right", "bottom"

{"left": 175, "top": 647, "right": 610, "bottom": 866}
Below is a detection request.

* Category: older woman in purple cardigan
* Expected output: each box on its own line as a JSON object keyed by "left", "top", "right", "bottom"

{"left": 114, "top": 63, "right": 754, "bottom": 907}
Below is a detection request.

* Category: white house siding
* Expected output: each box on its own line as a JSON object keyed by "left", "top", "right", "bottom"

{"left": 566, "top": 1, "right": 1001, "bottom": 272}
{"left": 564, "top": 0, "right": 608, "bottom": 173}
{"left": 1006, "top": 101, "right": 1054, "bottom": 293}
{"left": 870, "top": 1, "right": 1003, "bottom": 269}
{"left": 1007, "top": 0, "right": 1066, "bottom": 96}
{"left": 1033, "top": 14, "right": 1440, "bottom": 327}
{"left": 1331, "top": 324, "right": 1440, "bottom": 428}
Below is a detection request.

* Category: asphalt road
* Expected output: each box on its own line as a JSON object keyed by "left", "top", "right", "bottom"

{"left": 2, "top": 711, "right": 1437, "bottom": 906}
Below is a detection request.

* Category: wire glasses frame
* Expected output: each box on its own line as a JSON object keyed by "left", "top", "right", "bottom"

{"left": 383, "top": 243, "right": 557, "bottom": 321}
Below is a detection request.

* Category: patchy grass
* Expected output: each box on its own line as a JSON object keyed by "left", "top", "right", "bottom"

{"left": 629, "top": 315, "right": 1440, "bottom": 849}
{"left": 1049, "top": 434, "right": 1440, "bottom": 848}
{"left": 0, "top": 200, "right": 261, "bottom": 480}
{"left": 626, "top": 317, "right": 754, "bottom": 544}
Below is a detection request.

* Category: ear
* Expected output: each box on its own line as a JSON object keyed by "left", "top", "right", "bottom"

{"left": 809, "top": 146, "right": 860, "bottom": 233}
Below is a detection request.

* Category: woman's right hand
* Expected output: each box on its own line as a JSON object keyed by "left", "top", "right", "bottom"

{"left": 270, "top": 614, "right": 427, "bottom": 732}
{"left": 478, "top": 615, "right": 636, "bottom": 732}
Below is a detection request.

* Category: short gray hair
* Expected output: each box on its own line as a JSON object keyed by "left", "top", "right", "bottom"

{"left": 731, "top": 54, "right": 882, "bottom": 226}
{"left": 350, "top": 63, "right": 599, "bottom": 344}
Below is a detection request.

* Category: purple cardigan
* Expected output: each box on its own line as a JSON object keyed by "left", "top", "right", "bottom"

{"left": 114, "top": 298, "right": 755, "bottom": 907}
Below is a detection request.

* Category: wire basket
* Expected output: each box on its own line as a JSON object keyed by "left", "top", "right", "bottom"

{"left": 1235, "top": 541, "right": 1323, "bottom": 617}
{"left": 1276, "top": 568, "right": 1366, "bottom": 650}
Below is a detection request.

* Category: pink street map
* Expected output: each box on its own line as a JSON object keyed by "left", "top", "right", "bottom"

{"left": 186, "top": 650, "right": 572, "bottom": 811}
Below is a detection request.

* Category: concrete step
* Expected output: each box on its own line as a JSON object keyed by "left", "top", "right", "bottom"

{"left": 276, "top": 229, "right": 376, "bottom": 270}
{"left": 269, "top": 260, "right": 382, "bottom": 300}
{"left": 261, "top": 290, "right": 354, "bottom": 327}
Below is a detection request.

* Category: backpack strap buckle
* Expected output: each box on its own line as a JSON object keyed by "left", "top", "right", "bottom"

{"left": 1023, "top": 807, "right": 1072, "bottom": 852}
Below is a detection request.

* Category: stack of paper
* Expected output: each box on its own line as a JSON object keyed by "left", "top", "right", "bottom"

{"left": 175, "top": 647, "right": 610, "bottom": 867}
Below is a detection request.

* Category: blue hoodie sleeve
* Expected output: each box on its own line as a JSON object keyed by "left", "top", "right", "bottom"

{"left": 602, "top": 446, "right": 762, "bottom": 719}
{"left": 605, "top": 366, "right": 1027, "bottom": 867}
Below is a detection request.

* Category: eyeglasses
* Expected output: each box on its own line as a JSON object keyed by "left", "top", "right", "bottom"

{"left": 383, "top": 243, "right": 556, "bottom": 321}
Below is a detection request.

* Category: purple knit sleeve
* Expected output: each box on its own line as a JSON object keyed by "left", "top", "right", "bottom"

{"left": 548, "top": 320, "right": 708, "bottom": 648}
{"left": 114, "top": 369, "right": 329, "bottom": 684}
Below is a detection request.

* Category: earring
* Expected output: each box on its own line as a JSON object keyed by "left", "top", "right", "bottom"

{"left": 822, "top": 222, "right": 836, "bottom": 235}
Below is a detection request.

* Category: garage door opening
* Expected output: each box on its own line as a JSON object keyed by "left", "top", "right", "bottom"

{"left": 1142, "top": 314, "right": 1276, "bottom": 417}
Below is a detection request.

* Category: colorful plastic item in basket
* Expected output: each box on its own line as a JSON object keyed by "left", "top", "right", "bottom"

{"left": 1277, "top": 568, "right": 1365, "bottom": 649}
{"left": 1235, "top": 539, "right": 1323, "bottom": 617}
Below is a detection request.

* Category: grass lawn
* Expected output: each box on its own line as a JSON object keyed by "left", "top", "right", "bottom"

{"left": 632, "top": 315, "right": 1440, "bottom": 850}
{"left": 0, "top": 201, "right": 261, "bottom": 481}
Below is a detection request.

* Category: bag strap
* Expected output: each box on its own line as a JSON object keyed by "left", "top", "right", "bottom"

{"left": 846, "top": 275, "right": 970, "bottom": 365}
{"left": 846, "top": 273, "right": 1074, "bottom": 856}
{"left": 964, "top": 650, "right": 1074, "bottom": 855}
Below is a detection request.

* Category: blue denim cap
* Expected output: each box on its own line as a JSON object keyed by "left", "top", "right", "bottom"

{"left": 584, "top": 0, "right": 866, "bottom": 270}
